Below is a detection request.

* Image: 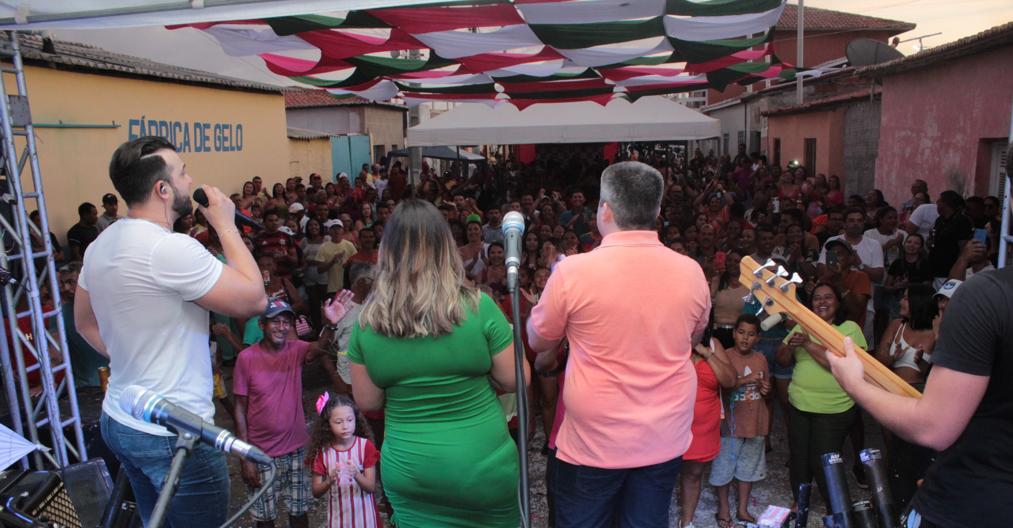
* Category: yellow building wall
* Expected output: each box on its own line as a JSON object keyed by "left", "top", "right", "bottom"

{"left": 7, "top": 65, "right": 288, "bottom": 242}
{"left": 287, "top": 138, "right": 332, "bottom": 179}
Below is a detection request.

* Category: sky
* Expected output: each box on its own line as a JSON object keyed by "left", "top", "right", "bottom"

{"left": 51, "top": 0, "right": 1013, "bottom": 86}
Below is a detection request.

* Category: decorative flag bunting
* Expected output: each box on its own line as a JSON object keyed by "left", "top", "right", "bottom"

{"left": 175, "top": 0, "right": 805, "bottom": 108}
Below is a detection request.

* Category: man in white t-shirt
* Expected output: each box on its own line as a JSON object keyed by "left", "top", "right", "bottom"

{"left": 819, "top": 207, "right": 884, "bottom": 349}
{"left": 904, "top": 202, "right": 939, "bottom": 239}
{"left": 75, "top": 136, "right": 267, "bottom": 527}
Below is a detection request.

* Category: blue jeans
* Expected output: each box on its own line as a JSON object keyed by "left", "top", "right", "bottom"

{"left": 551, "top": 455, "right": 683, "bottom": 528}
{"left": 101, "top": 413, "right": 230, "bottom": 527}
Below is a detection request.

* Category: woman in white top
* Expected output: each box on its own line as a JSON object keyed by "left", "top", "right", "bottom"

{"left": 874, "top": 283, "right": 936, "bottom": 386}
{"left": 865, "top": 206, "right": 906, "bottom": 268}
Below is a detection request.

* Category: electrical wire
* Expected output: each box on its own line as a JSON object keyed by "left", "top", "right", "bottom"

{"left": 220, "top": 461, "right": 277, "bottom": 528}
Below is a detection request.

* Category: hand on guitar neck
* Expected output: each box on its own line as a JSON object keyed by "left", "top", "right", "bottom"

{"left": 739, "top": 256, "right": 922, "bottom": 399}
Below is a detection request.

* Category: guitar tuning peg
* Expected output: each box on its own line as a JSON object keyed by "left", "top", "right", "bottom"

{"left": 780, "top": 272, "right": 804, "bottom": 292}
{"left": 752, "top": 258, "right": 776, "bottom": 277}
{"left": 742, "top": 293, "right": 755, "bottom": 304}
{"left": 776, "top": 266, "right": 789, "bottom": 278}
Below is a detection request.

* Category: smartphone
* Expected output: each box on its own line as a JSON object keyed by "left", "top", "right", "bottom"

{"left": 771, "top": 197, "right": 781, "bottom": 213}
{"left": 972, "top": 228, "right": 988, "bottom": 244}
{"left": 826, "top": 249, "right": 839, "bottom": 268}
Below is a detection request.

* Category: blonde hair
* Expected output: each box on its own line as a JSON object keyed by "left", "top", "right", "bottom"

{"left": 359, "top": 199, "right": 478, "bottom": 338}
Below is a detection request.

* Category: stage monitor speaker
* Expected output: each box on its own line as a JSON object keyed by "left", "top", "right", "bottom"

{"left": 0, "top": 470, "right": 82, "bottom": 528}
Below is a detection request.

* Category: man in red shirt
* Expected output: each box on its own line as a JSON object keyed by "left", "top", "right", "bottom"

{"left": 254, "top": 209, "right": 298, "bottom": 278}
{"left": 234, "top": 299, "right": 328, "bottom": 528}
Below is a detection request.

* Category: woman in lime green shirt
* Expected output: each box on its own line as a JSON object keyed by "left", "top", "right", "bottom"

{"left": 777, "top": 283, "right": 867, "bottom": 507}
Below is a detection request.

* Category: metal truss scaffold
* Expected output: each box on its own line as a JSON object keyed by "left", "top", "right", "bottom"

{"left": 0, "top": 30, "right": 86, "bottom": 469}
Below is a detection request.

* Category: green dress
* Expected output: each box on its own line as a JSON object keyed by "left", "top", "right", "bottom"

{"left": 348, "top": 292, "right": 519, "bottom": 528}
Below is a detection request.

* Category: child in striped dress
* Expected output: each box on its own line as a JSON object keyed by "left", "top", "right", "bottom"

{"left": 308, "top": 392, "right": 382, "bottom": 528}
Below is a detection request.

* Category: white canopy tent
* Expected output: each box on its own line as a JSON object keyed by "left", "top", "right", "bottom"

{"left": 407, "top": 96, "right": 720, "bottom": 147}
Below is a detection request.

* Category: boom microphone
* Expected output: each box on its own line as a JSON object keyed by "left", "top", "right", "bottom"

{"left": 502, "top": 211, "right": 525, "bottom": 293}
{"left": 822, "top": 452, "right": 854, "bottom": 528}
{"left": 192, "top": 188, "right": 263, "bottom": 230}
{"left": 120, "top": 385, "right": 272, "bottom": 465}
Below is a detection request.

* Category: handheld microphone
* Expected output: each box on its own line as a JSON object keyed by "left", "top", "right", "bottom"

{"left": 502, "top": 211, "right": 525, "bottom": 293}
{"left": 120, "top": 385, "right": 272, "bottom": 465}
{"left": 192, "top": 188, "right": 263, "bottom": 230}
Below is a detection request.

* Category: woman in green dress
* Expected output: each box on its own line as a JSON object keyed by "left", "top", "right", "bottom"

{"left": 347, "top": 199, "right": 527, "bottom": 528}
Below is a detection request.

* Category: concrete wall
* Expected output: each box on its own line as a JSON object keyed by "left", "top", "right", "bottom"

{"left": 874, "top": 45, "right": 1013, "bottom": 204}
{"left": 9, "top": 65, "right": 287, "bottom": 242}
{"left": 841, "top": 99, "right": 881, "bottom": 196}
{"left": 766, "top": 106, "right": 846, "bottom": 179}
{"left": 287, "top": 106, "right": 364, "bottom": 136}
{"left": 286, "top": 105, "right": 406, "bottom": 161}
{"left": 288, "top": 137, "right": 332, "bottom": 179}
{"left": 362, "top": 106, "right": 406, "bottom": 154}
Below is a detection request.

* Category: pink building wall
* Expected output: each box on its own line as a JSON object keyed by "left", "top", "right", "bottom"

{"left": 767, "top": 108, "right": 846, "bottom": 179}
{"left": 874, "top": 45, "right": 1013, "bottom": 204}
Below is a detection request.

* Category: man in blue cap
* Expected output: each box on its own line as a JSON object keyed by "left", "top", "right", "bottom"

{"left": 232, "top": 296, "right": 349, "bottom": 528}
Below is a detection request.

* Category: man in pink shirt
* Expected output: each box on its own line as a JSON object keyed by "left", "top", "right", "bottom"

{"left": 234, "top": 299, "right": 328, "bottom": 528}
{"left": 528, "top": 161, "right": 711, "bottom": 528}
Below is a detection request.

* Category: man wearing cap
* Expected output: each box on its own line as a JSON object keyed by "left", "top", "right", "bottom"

{"left": 289, "top": 202, "right": 309, "bottom": 232}
{"left": 819, "top": 207, "right": 883, "bottom": 349}
{"left": 97, "top": 193, "right": 122, "bottom": 232}
{"left": 819, "top": 239, "right": 872, "bottom": 327}
{"left": 315, "top": 219, "right": 357, "bottom": 297}
{"left": 233, "top": 299, "right": 337, "bottom": 528}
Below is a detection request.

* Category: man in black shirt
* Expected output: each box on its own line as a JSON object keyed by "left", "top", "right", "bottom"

{"left": 66, "top": 201, "right": 99, "bottom": 261}
{"left": 828, "top": 266, "right": 1012, "bottom": 527}
{"left": 927, "top": 190, "right": 973, "bottom": 286}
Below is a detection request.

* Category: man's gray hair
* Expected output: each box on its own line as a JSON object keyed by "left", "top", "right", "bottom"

{"left": 600, "top": 161, "right": 663, "bottom": 230}
{"left": 348, "top": 262, "right": 375, "bottom": 286}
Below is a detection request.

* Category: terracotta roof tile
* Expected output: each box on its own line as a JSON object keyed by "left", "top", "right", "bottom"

{"left": 283, "top": 87, "right": 407, "bottom": 110}
{"left": 777, "top": 4, "right": 915, "bottom": 33}
{"left": 15, "top": 33, "right": 280, "bottom": 93}
{"left": 857, "top": 21, "right": 1013, "bottom": 77}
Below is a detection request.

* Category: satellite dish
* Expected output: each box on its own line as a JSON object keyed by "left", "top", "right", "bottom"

{"left": 846, "top": 38, "right": 904, "bottom": 67}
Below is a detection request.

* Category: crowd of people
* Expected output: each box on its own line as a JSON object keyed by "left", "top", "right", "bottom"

{"left": 43, "top": 140, "right": 1009, "bottom": 528}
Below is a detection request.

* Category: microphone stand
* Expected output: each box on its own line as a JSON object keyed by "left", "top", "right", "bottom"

{"left": 507, "top": 272, "right": 531, "bottom": 526}
{"left": 148, "top": 431, "right": 198, "bottom": 528}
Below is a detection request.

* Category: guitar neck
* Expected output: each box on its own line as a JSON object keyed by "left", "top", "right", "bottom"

{"left": 739, "top": 256, "right": 922, "bottom": 400}
{"left": 789, "top": 300, "right": 922, "bottom": 399}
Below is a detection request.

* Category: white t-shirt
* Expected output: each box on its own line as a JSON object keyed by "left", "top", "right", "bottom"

{"left": 908, "top": 204, "right": 939, "bottom": 239}
{"left": 965, "top": 262, "right": 996, "bottom": 280}
{"left": 80, "top": 218, "right": 223, "bottom": 435}
{"left": 819, "top": 234, "right": 885, "bottom": 271}
{"left": 863, "top": 228, "right": 906, "bottom": 268}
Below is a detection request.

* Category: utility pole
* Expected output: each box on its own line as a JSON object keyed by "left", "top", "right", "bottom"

{"left": 796, "top": 0, "right": 804, "bottom": 104}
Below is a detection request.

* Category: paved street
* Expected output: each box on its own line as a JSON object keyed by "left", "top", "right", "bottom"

{"left": 219, "top": 366, "right": 877, "bottom": 528}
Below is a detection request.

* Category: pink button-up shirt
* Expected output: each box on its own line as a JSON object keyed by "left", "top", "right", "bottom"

{"left": 530, "top": 230, "right": 710, "bottom": 468}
